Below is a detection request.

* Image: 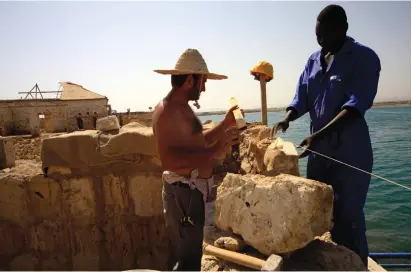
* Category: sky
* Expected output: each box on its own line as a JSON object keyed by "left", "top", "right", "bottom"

{"left": 0, "top": 1, "right": 410, "bottom": 112}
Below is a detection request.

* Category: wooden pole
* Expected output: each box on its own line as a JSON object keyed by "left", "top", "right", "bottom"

{"left": 259, "top": 74, "right": 268, "bottom": 125}
{"left": 203, "top": 242, "right": 265, "bottom": 270}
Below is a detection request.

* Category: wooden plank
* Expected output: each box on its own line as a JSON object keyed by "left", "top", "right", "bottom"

{"left": 368, "top": 257, "right": 386, "bottom": 271}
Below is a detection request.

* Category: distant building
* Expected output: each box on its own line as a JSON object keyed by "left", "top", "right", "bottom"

{"left": 0, "top": 82, "right": 110, "bottom": 136}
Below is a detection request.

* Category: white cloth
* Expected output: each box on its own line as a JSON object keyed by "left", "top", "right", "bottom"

{"left": 162, "top": 169, "right": 216, "bottom": 203}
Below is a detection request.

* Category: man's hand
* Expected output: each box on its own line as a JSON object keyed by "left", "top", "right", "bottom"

{"left": 216, "top": 127, "right": 240, "bottom": 155}
{"left": 297, "top": 135, "right": 316, "bottom": 159}
{"left": 223, "top": 105, "right": 241, "bottom": 128}
{"left": 270, "top": 119, "right": 290, "bottom": 139}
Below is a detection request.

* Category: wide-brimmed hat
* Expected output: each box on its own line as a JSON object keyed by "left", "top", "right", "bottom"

{"left": 154, "top": 48, "right": 228, "bottom": 80}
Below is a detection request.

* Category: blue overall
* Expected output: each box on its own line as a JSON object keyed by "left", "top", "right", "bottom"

{"left": 287, "top": 37, "right": 381, "bottom": 265}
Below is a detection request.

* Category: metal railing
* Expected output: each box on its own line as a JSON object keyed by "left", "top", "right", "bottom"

{"left": 370, "top": 253, "right": 411, "bottom": 269}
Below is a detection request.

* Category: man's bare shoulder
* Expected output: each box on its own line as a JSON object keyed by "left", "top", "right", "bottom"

{"left": 153, "top": 100, "right": 182, "bottom": 126}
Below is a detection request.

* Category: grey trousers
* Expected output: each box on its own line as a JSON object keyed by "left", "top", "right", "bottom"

{"left": 162, "top": 181, "right": 205, "bottom": 271}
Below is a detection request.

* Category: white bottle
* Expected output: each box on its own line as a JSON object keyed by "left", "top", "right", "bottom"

{"left": 230, "top": 97, "right": 247, "bottom": 130}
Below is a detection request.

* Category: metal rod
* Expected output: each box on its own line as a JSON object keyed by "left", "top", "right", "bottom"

{"left": 370, "top": 252, "right": 411, "bottom": 258}
{"left": 380, "top": 264, "right": 411, "bottom": 268}
{"left": 18, "top": 91, "right": 61, "bottom": 94}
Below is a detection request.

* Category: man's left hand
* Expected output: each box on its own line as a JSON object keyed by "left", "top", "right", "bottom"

{"left": 297, "top": 135, "right": 315, "bottom": 159}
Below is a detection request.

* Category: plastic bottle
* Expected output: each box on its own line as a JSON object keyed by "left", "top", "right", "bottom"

{"left": 230, "top": 97, "right": 247, "bottom": 130}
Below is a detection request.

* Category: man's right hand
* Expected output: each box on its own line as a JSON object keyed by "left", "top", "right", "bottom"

{"left": 270, "top": 119, "right": 290, "bottom": 139}
{"left": 216, "top": 127, "right": 240, "bottom": 154}
{"left": 223, "top": 105, "right": 239, "bottom": 128}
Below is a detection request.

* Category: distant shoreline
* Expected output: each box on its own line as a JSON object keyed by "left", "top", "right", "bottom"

{"left": 196, "top": 101, "right": 411, "bottom": 116}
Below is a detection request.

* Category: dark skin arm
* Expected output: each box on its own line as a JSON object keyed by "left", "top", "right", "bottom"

{"left": 270, "top": 109, "right": 298, "bottom": 138}
{"left": 297, "top": 107, "right": 360, "bottom": 158}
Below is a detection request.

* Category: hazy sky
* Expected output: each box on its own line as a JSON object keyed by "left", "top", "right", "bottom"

{"left": 0, "top": 1, "right": 410, "bottom": 112}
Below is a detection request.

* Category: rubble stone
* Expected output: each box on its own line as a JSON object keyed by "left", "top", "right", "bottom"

{"left": 237, "top": 125, "right": 299, "bottom": 176}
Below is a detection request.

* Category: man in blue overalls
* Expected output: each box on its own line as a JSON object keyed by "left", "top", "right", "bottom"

{"left": 273, "top": 5, "right": 381, "bottom": 266}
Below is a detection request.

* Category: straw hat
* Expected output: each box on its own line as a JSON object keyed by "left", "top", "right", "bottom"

{"left": 154, "top": 48, "right": 228, "bottom": 80}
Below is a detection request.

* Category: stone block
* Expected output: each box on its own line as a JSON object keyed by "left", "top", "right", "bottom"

{"left": 70, "top": 225, "right": 101, "bottom": 270}
{"left": 27, "top": 175, "right": 62, "bottom": 219}
{"left": 9, "top": 254, "right": 39, "bottom": 270}
{"left": 62, "top": 177, "right": 96, "bottom": 226}
{"left": 29, "top": 220, "right": 70, "bottom": 253}
{"left": 102, "top": 174, "right": 129, "bottom": 220}
{"left": 40, "top": 254, "right": 69, "bottom": 270}
{"left": 0, "top": 137, "right": 15, "bottom": 169}
{"left": 96, "top": 115, "right": 120, "bottom": 131}
{"left": 128, "top": 172, "right": 163, "bottom": 217}
{"left": 0, "top": 221, "right": 25, "bottom": 257}
{"left": 215, "top": 173, "right": 334, "bottom": 255}
{"left": 238, "top": 126, "right": 299, "bottom": 176}
{"left": 103, "top": 223, "right": 134, "bottom": 270}
{"left": 0, "top": 175, "right": 29, "bottom": 225}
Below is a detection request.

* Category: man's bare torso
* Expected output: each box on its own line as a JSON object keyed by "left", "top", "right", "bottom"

{"left": 152, "top": 99, "right": 213, "bottom": 178}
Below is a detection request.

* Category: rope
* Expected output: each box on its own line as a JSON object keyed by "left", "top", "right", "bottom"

{"left": 296, "top": 146, "right": 411, "bottom": 191}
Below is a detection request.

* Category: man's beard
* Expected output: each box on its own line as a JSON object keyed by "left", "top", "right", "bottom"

{"left": 187, "top": 85, "right": 200, "bottom": 101}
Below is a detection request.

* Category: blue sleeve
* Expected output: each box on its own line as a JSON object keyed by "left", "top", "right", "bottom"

{"left": 342, "top": 49, "right": 381, "bottom": 116}
{"left": 286, "top": 62, "right": 309, "bottom": 120}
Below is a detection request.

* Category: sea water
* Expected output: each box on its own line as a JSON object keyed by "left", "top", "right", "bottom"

{"left": 198, "top": 106, "right": 411, "bottom": 255}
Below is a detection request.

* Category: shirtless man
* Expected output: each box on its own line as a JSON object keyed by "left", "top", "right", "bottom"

{"left": 152, "top": 49, "right": 241, "bottom": 271}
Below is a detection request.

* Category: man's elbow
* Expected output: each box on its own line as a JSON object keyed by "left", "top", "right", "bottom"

{"left": 341, "top": 103, "right": 366, "bottom": 119}
{"left": 345, "top": 106, "right": 362, "bottom": 118}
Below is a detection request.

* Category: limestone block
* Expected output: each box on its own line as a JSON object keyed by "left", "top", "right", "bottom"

{"left": 27, "top": 175, "right": 62, "bottom": 219}
{"left": 98, "top": 122, "right": 159, "bottom": 157}
{"left": 135, "top": 247, "right": 169, "bottom": 271}
{"left": 96, "top": 115, "right": 120, "bottom": 131}
{"left": 62, "top": 177, "right": 96, "bottom": 226}
{"left": 239, "top": 126, "right": 299, "bottom": 176}
{"left": 147, "top": 216, "right": 169, "bottom": 249}
{"left": 40, "top": 254, "right": 69, "bottom": 270}
{"left": 215, "top": 173, "right": 334, "bottom": 255}
{"left": 102, "top": 174, "right": 129, "bottom": 220}
{"left": 9, "top": 254, "right": 39, "bottom": 270}
{"left": 103, "top": 223, "right": 134, "bottom": 269}
{"left": 0, "top": 137, "right": 15, "bottom": 169}
{"left": 47, "top": 165, "right": 72, "bottom": 175}
{"left": 0, "top": 175, "right": 29, "bottom": 225}
{"left": 0, "top": 221, "right": 25, "bottom": 257}
{"left": 263, "top": 137, "right": 299, "bottom": 177}
{"left": 128, "top": 172, "right": 163, "bottom": 217}
{"left": 30, "top": 220, "right": 70, "bottom": 253}
{"left": 130, "top": 222, "right": 150, "bottom": 249}
{"left": 130, "top": 217, "right": 169, "bottom": 270}
{"left": 70, "top": 225, "right": 101, "bottom": 270}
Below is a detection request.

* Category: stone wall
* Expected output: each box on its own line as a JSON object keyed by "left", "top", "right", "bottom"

{"left": 0, "top": 104, "right": 12, "bottom": 136}
{"left": 65, "top": 99, "right": 109, "bottom": 132}
{"left": 0, "top": 99, "right": 108, "bottom": 136}
{"left": 117, "top": 113, "right": 152, "bottom": 127}
{"left": 0, "top": 159, "right": 169, "bottom": 271}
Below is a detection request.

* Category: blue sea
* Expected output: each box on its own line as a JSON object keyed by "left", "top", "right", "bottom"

{"left": 199, "top": 106, "right": 411, "bottom": 257}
